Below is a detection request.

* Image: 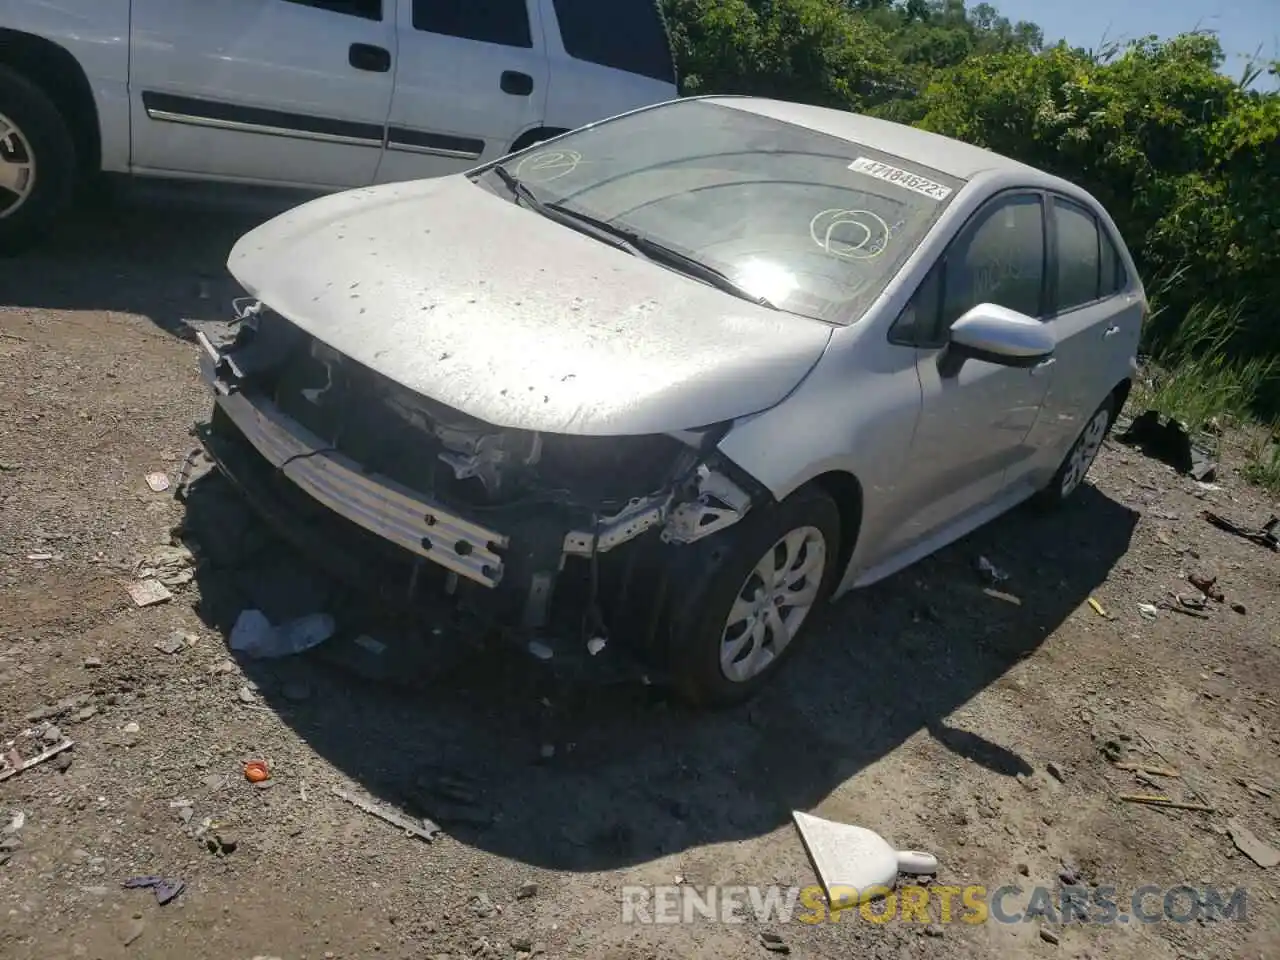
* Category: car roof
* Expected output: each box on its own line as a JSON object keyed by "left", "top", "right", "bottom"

{"left": 705, "top": 95, "right": 1048, "bottom": 182}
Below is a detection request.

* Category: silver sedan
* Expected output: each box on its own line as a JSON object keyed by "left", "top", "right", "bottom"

{"left": 202, "top": 94, "right": 1145, "bottom": 705}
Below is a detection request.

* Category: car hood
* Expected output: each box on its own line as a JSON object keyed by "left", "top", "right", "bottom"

{"left": 227, "top": 175, "right": 832, "bottom": 436}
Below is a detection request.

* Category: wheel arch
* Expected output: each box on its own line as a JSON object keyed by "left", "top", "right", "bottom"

{"left": 0, "top": 29, "right": 100, "bottom": 175}
{"left": 804, "top": 470, "right": 864, "bottom": 587}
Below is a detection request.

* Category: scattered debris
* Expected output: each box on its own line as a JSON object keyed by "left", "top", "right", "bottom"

{"left": 122, "top": 721, "right": 140, "bottom": 735}
{"left": 27, "top": 552, "right": 54, "bottom": 562}
{"left": 516, "top": 880, "right": 539, "bottom": 900}
{"left": 1115, "top": 762, "right": 1180, "bottom": 778}
{"left": 1160, "top": 599, "right": 1210, "bottom": 619}
{"left": 332, "top": 786, "right": 441, "bottom": 842}
{"left": 1187, "top": 572, "right": 1224, "bottom": 603}
{"left": 237, "top": 685, "right": 256, "bottom": 704}
{"left": 243, "top": 760, "right": 270, "bottom": 783}
{"left": 135, "top": 544, "right": 196, "bottom": 588}
{"left": 1231, "top": 601, "right": 1247, "bottom": 615}
{"left": 83, "top": 656, "right": 103, "bottom": 669}
{"left": 0, "top": 739, "right": 74, "bottom": 783}
{"left": 1117, "top": 410, "right": 1216, "bottom": 479}
{"left": 1137, "top": 603, "right": 1158, "bottom": 621}
{"left": 1045, "top": 761, "right": 1068, "bottom": 783}
{"left": 3, "top": 811, "right": 25, "bottom": 834}
{"left": 1039, "top": 927, "right": 1061, "bottom": 945}
{"left": 123, "top": 875, "right": 186, "bottom": 905}
{"left": 983, "top": 588, "right": 1021, "bottom": 606}
{"left": 229, "top": 609, "right": 335, "bottom": 660}
{"left": 1227, "top": 821, "right": 1280, "bottom": 868}
{"left": 1087, "top": 597, "right": 1111, "bottom": 619}
{"left": 1201, "top": 511, "right": 1279, "bottom": 551}
{"left": 1237, "top": 778, "right": 1275, "bottom": 800}
{"left": 1118, "top": 794, "right": 1214, "bottom": 813}
{"left": 527, "top": 640, "right": 554, "bottom": 661}
{"left": 154, "top": 630, "right": 193, "bottom": 656}
{"left": 977, "top": 556, "right": 1008, "bottom": 584}
{"left": 792, "top": 810, "right": 937, "bottom": 909}
{"left": 760, "top": 931, "right": 790, "bottom": 953}
{"left": 145, "top": 471, "right": 171, "bottom": 493}
{"left": 586, "top": 636, "right": 607, "bottom": 656}
{"left": 127, "top": 579, "right": 173, "bottom": 607}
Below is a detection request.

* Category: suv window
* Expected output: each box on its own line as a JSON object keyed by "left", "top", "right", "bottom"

{"left": 1053, "top": 197, "right": 1104, "bottom": 312}
{"left": 938, "top": 194, "right": 1045, "bottom": 336}
{"left": 283, "top": 0, "right": 381, "bottom": 20}
{"left": 413, "top": 0, "right": 532, "bottom": 48}
{"left": 551, "top": 0, "right": 676, "bottom": 83}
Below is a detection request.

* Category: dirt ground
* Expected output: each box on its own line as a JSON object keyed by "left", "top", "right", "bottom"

{"left": 1, "top": 184, "right": 1278, "bottom": 960}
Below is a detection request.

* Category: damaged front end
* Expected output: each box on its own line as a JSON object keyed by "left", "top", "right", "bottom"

{"left": 194, "top": 302, "right": 763, "bottom": 662}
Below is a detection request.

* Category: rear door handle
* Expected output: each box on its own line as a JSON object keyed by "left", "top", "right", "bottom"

{"left": 500, "top": 71, "right": 534, "bottom": 96}
{"left": 1030, "top": 358, "right": 1056, "bottom": 376}
{"left": 1103, "top": 324, "right": 1121, "bottom": 339}
{"left": 349, "top": 43, "right": 391, "bottom": 73}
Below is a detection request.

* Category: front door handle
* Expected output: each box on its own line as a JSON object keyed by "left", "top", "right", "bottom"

{"left": 349, "top": 43, "right": 391, "bottom": 73}
{"left": 1030, "top": 357, "right": 1056, "bottom": 376}
{"left": 500, "top": 70, "right": 534, "bottom": 96}
{"left": 1103, "top": 324, "right": 1121, "bottom": 339}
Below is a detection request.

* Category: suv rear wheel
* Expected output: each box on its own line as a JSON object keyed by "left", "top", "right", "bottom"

{"left": 0, "top": 64, "right": 76, "bottom": 254}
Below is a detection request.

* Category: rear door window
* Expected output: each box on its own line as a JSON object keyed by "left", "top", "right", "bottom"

{"left": 412, "top": 0, "right": 532, "bottom": 48}
{"left": 1052, "top": 197, "right": 1102, "bottom": 312}
{"left": 550, "top": 0, "right": 675, "bottom": 83}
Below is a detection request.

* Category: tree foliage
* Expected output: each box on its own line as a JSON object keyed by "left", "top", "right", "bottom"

{"left": 662, "top": 1, "right": 1280, "bottom": 358}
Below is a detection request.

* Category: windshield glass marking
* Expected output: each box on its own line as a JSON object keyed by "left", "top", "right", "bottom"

{"left": 490, "top": 101, "right": 965, "bottom": 325}
{"left": 848, "top": 157, "right": 953, "bottom": 202}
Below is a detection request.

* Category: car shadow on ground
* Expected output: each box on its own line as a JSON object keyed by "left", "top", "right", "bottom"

{"left": 0, "top": 180, "right": 311, "bottom": 338}
{"left": 177, "top": 461, "right": 1138, "bottom": 873}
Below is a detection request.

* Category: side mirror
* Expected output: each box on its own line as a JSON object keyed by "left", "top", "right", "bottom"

{"left": 946, "top": 304, "right": 1055, "bottom": 369}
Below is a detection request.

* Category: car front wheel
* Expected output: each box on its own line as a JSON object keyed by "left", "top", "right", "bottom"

{"left": 665, "top": 484, "right": 842, "bottom": 707}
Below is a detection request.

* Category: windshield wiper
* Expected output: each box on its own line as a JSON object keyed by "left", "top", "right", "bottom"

{"left": 490, "top": 166, "right": 776, "bottom": 310}
{"left": 490, "top": 166, "right": 637, "bottom": 255}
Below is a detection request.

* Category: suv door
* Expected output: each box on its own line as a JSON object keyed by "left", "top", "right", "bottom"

{"left": 374, "top": 0, "right": 550, "bottom": 183}
{"left": 880, "top": 192, "right": 1054, "bottom": 556}
{"left": 129, "top": 0, "right": 395, "bottom": 188}
{"left": 1022, "top": 194, "right": 1144, "bottom": 488}
{"left": 540, "top": 0, "right": 679, "bottom": 132}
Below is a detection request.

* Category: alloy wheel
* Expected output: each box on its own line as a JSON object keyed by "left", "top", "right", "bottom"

{"left": 0, "top": 111, "right": 36, "bottom": 220}
{"left": 1060, "top": 407, "right": 1110, "bottom": 498}
{"left": 719, "top": 525, "right": 827, "bottom": 683}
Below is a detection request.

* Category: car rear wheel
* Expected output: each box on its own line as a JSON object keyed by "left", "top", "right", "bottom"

{"left": 0, "top": 65, "right": 76, "bottom": 254}
{"left": 1034, "top": 395, "right": 1114, "bottom": 508}
{"left": 665, "top": 485, "right": 841, "bottom": 707}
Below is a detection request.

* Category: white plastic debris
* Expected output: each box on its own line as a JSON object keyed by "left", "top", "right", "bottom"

{"left": 977, "top": 556, "right": 1009, "bottom": 583}
{"left": 528, "top": 640, "right": 554, "bottom": 661}
{"left": 229, "top": 609, "right": 335, "bottom": 659}
{"left": 792, "top": 810, "right": 938, "bottom": 908}
{"left": 586, "top": 636, "right": 607, "bottom": 657}
{"left": 127, "top": 579, "right": 173, "bottom": 607}
{"left": 145, "top": 471, "right": 171, "bottom": 493}
{"left": 3, "top": 811, "right": 25, "bottom": 834}
{"left": 1137, "top": 603, "right": 1158, "bottom": 621}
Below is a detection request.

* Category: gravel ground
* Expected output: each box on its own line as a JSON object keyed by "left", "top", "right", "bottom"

{"left": 1, "top": 185, "right": 1278, "bottom": 960}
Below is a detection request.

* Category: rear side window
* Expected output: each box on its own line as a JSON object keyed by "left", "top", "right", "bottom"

{"left": 413, "top": 0, "right": 532, "bottom": 48}
{"left": 940, "top": 194, "right": 1046, "bottom": 331}
{"left": 1099, "top": 229, "right": 1127, "bottom": 296}
{"left": 550, "top": 0, "right": 676, "bottom": 83}
{"left": 1053, "top": 198, "right": 1102, "bottom": 312}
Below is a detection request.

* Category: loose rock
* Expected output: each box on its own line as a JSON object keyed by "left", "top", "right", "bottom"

{"left": 1040, "top": 927, "right": 1061, "bottom": 945}
{"left": 760, "top": 930, "right": 790, "bottom": 952}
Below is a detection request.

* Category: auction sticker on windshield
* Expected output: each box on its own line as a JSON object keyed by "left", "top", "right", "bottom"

{"left": 848, "top": 157, "right": 953, "bottom": 201}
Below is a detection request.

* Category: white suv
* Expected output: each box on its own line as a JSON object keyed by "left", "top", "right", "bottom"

{"left": 0, "top": 0, "right": 679, "bottom": 251}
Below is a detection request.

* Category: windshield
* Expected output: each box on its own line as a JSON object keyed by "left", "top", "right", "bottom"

{"left": 488, "top": 99, "right": 963, "bottom": 325}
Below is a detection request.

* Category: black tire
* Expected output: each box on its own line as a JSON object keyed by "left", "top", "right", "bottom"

{"left": 0, "top": 64, "right": 77, "bottom": 255}
{"left": 1033, "top": 394, "right": 1116, "bottom": 509}
{"left": 663, "top": 484, "right": 843, "bottom": 708}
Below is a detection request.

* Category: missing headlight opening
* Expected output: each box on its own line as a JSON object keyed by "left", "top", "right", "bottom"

{"left": 196, "top": 304, "right": 755, "bottom": 656}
